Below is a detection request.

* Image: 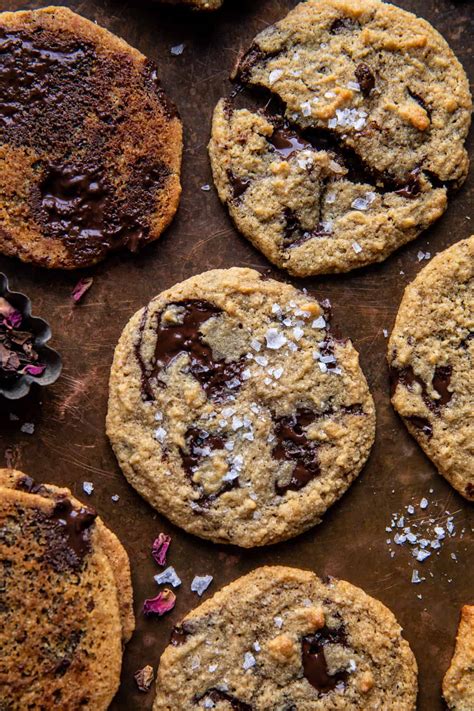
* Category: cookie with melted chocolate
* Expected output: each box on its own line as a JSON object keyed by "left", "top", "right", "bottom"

{"left": 0, "top": 7, "right": 182, "bottom": 269}
{"left": 208, "top": 0, "right": 471, "bottom": 276}
{"left": 154, "top": 566, "right": 418, "bottom": 710}
{"left": 107, "top": 268, "right": 375, "bottom": 547}
{"left": 388, "top": 237, "right": 474, "bottom": 501}
{"left": 0, "top": 468, "right": 134, "bottom": 710}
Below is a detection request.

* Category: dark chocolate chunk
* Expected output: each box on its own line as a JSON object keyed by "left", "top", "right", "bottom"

{"left": 233, "top": 43, "right": 272, "bottom": 84}
{"left": 406, "top": 415, "right": 433, "bottom": 438}
{"left": 354, "top": 63, "right": 375, "bottom": 96}
{"left": 196, "top": 689, "right": 252, "bottom": 711}
{"left": 43, "top": 498, "right": 97, "bottom": 571}
{"left": 302, "top": 625, "right": 348, "bottom": 695}
{"left": 329, "top": 17, "right": 360, "bottom": 34}
{"left": 170, "top": 623, "right": 192, "bottom": 646}
{"left": 394, "top": 168, "right": 422, "bottom": 199}
{"left": 0, "top": 297, "right": 45, "bottom": 384}
{"left": 227, "top": 170, "right": 251, "bottom": 200}
{"left": 180, "top": 428, "right": 226, "bottom": 477}
{"left": 282, "top": 209, "right": 332, "bottom": 249}
{"left": 269, "top": 127, "right": 312, "bottom": 159}
{"left": 432, "top": 365, "right": 452, "bottom": 407}
{"left": 273, "top": 409, "right": 320, "bottom": 494}
{"left": 139, "top": 300, "right": 245, "bottom": 402}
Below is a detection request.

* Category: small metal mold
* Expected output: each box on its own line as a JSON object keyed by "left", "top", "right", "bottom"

{"left": 0, "top": 273, "right": 62, "bottom": 400}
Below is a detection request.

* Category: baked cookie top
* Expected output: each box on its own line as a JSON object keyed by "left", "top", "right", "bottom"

{"left": 154, "top": 566, "right": 418, "bottom": 710}
{"left": 107, "top": 268, "right": 375, "bottom": 547}
{"left": 388, "top": 237, "right": 474, "bottom": 501}
{"left": 0, "top": 472, "right": 127, "bottom": 710}
{"left": 0, "top": 6, "right": 182, "bottom": 269}
{"left": 443, "top": 606, "right": 474, "bottom": 711}
{"left": 209, "top": 0, "right": 471, "bottom": 276}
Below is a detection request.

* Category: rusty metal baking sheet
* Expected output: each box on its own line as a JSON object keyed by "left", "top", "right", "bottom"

{"left": 0, "top": 0, "right": 472, "bottom": 709}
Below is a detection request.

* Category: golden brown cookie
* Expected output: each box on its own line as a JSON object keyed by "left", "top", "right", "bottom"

{"left": 154, "top": 566, "right": 418, "bottom": 710}
{"left": 107, "top": 268, "right": 375, "bottom": 547}
{"left": 388, "top": 237, "right": 474, "bottom": 501}
{"left": 0, "top": 479, "right": 127, "bottom": 709}
{"left": 443, "top": 606, "right": 474, "bottom": 711}
{"left": 209, "top": 0, "right": 471, "bottom": 276}
{"left": 0, "top": 7, "right": 182, "bottom": 269}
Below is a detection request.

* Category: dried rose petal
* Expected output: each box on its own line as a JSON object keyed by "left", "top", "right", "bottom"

{"left": 71, "top": 277, "right": 93, "bottom": 303}
{"left": 143, "top": 588, "right": 176, "bottom": 617}
{"left": 134, "top": 665, "right": 154, "bottom": 692}
{"left": 0, "top": 297, "right": 22, "bottom": 328}
{"left": 152, "top": 532, "right": 171, "bottom": 566}
{"left": 21, "top": 364, "right": 46, "bottom": 377}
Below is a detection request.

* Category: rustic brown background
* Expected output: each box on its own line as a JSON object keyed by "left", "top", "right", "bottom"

{"left": 0, "top": 0, "right": 472, "bottom": 708}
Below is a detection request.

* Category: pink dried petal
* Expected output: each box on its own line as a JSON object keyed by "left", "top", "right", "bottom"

{"left": 152, "top": 532, "right": 171, "bottom": 566}
{"left": 71, "top": 277, "right": 93, "bottom": 303}
{"left": 0, "top": 297, "right": 22, "bottom": 328}
{"left": 134, "top": 665, "right": 154, "bottom": 692}
{"left": 21, "top": 364, "right": 46, "bottom": 377}
{"left": 143, "top": 588, "right": 176, "bottom": 617}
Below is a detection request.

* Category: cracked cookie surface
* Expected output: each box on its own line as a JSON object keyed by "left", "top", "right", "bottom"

{"left": 0, "top": 469, "right": 131, "bottom": 710}
{"left": 388, "top": 236, "right": 474, "bottom": 501}
{"left": 0, "top": 7, "right": 182, "bottom": 269}
{"left": 209, "top": 0, "right": 471, "bottom": 276}
{"left": 107, "top": 268, "right": 375, "bottom": 547}
{"left": 154, "top": 566, "right": 418, "bottom": 710}
{"left": 443, "top": 606, "right": 474, "bottom": 711}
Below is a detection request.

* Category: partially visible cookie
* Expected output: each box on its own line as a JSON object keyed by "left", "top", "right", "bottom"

{"left": 0, "top": 7, "right": 182, "bottom": 269}
{"left": 0, "top": 468, "right": 135, "bottom": 644}
{"left": 154, "top": 566, "right": 418, "bottom": 710}
{"left": 443, "top": 606, "right": 474, "bottom": 711}
{"left": 107, "top": 267, "right": 375, "bottom": 547}
{"left": 209, "top": 0, "right": 471, "bottom": 276}
{"left": 388, "top": 237, "right": 474, "bottom": 501}
{"left": 0, "top": 472, "right": 130, "bottom": 709}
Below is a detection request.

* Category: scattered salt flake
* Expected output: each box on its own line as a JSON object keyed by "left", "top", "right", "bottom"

{"left": 312, "top": 316, "right": 326, "bottom": 329}
{"left": 111, "top": 494, "right": 120, "bottom": 502}
{"left": 154, "top": 566, "right": 181, "bottom": 588}
{"left": 352, "top": 242, "right": 362, "bottom": 254}
{"left": 383, "top": 329, "right": 388, "bottom": 338}
{"left": 293, "top": 326, "right": 304, "bottom": 340}
{"left": 265, "top": 328, "right": 287, "bottom": 350}
{"left": 407, "top": 505, "right": 415, "bottom": 515}
{"left": 347, "top": 81, "right": 360, "bottom": 91}
{"left": 348, "top": 659, "right": 357, "bottom": 672}
{"left": 411, "top": 570, "right": 422, "bottom": 584}
{"left": 71, "top": 277, "right": 93, "bottom": 303}
{"left": 82, "top": 481, "right": 94, "bottom": 495}
{"left": 201, "top": 184, "right": 211, "bottom": 192}
{"left": 170, "top": 43, "right": 185, "bottom": 56}
{"left": 414, "top": 549, "right": 431, "bottom": 562}
{"left": 318, "top": 362, "right": 328, "bottom": 373}
{"left": 241, "top": 368, "right": 251, "bottom": 381}
{"left": 154, "top": 426, "right": 167, "bottom": 443}
{"left": 203, "top": 699, "right": 215, "bottom": 709}
{"left": 434, "top": 526, "right": 446, "bottom": 540}
{"left": 268, "top": 69, "right": 283, "bottom": 85}
{"left": 155, "top": 411, "right": 163, "bottom": 421}
{"left": 253, "top": 641, "right": 261, "bottom": 652}
{"left": 243, "top": 652, "right": 256, "bottom": 670}
{"left": 325, "top": 192, "right": 336, "bottom": 204}
{"left": 274, "top": 616, "right": 283, "bottom": 629}
{"left": 208, "top": 663, "right": 218, "bottom": 673}
{"left": 301, "top": 101, "right": 312, "bottom": 117}
{"left": 273, "top": 367, "right": 284, "bottom": 380}
{"left": 324, "top": 90, "right": 336, "bottom": 98}
{"left": 20, "top": 422, "right": 35, "bottom": 435}
{"left": 451, "top": 553, "right": 458, "bottom": 561}
{"left": 417, "top": 250, "right": 431, "bottom": 261}
{"left": 143, "top": 588, "right": 176, "bottom": 616}
{"left": 420, "top": 498, "right": 429, "bottom": 509}
{"left": 191, "top": 575, "right": 213, "bottom": 596}
{"left": 134, "top": 665, "right": 154, "bottom": 692}
{"left": 250, "top": 339, "right": 261, "bottom": 352}
{"left": 152, "top": 532, "right": 171, "bottom": 566}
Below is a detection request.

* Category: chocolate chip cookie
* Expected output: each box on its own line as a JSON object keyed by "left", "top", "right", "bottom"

{"left": 107, "top": 268, "right": 375, "bottom": 547}
{"left": 209, "top": 0, "right": 471, "bottom": 277}
{"left": 0, "top": 468, "right": 134, "bottom": 709}
{"left": 0, "top": 7, "right": 182, "bottom": 269}
{"left": 388, "top": 237, "right": 474, "bottom": 501}
{"left": 154, "top": 566, "right": 418, "bottom": 710}
{"left": 443, "top": 606, "right": 474, "bottom": 711}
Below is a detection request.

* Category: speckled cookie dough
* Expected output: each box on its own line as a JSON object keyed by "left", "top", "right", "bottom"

{"left": 154, "top": 566, "right": 418, "bottom": 710}
{"left": 443, "top": 606, "right": 474, "bottom": 711}
{"left": 388, "top": 237, "right": 474, "bottom": 502}
{"left": 0, "top": 7, "right": 182, "bottom": 269}
{"left": 107, "top": 268, "right": 375, "bottom": 547}
{"left": 209, "top": 0, "right": 471, "bottom": 277}
{"left": 0, "top": 469, "right": 132, "bottom": 710}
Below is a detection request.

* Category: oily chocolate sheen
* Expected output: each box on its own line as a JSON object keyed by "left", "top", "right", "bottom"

{"left": 50, "top": 498, "right": 97, "bottom": 560}
{"left": 302, "top": 625, "right": 348, "bottom": 695}
{"left": 268, "top": 127, "right": 312, "bottom": 158}
{"left": 138, "top": 300, "right": 245, "bottom": 402}
{"left": 273, "top": 409, "right": 320, "bottom": 494}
